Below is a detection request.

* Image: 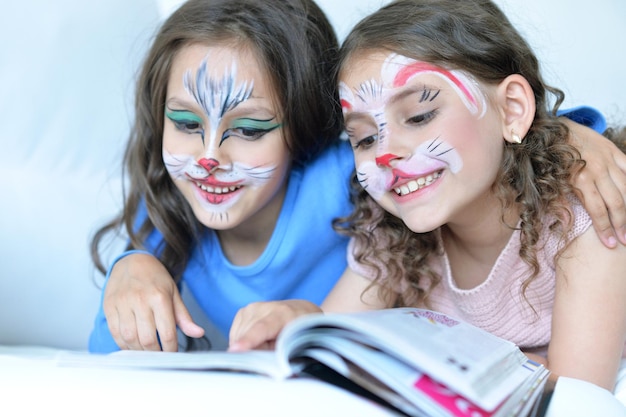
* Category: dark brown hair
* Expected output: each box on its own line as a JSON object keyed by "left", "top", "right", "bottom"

{"left": 91, "top": 0, "right": 341, "bottom": 280}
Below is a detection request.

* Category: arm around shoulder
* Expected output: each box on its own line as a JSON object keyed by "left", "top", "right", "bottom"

{"left": 564, "top": 118, "right": 626, "bottom": 247}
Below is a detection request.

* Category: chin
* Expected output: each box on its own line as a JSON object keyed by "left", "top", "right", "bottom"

{"left": 193, "top": 207, "right": 238, "bottom": 230}
{"left": 401, "top": 215, "right": 443, "bottom": 235}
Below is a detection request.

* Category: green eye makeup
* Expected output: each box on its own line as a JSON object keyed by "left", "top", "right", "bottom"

{"left": 231, "top": 118, "right": 282, "bottom": 131}
{"left": 165, "top": 109, "right": 204, "bottom": 127}
{"left": 219, "top": 117, "right": 282, "bottom": 144}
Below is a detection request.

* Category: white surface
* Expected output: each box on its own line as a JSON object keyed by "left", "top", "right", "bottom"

{"left": 0, "top": 346, "right": 624, "bottom": 416}
{"left": 0, "top": 346, "right": 396, "bottom": 417}
{"left": 1, "top": 0, "right": 625, "bottom": 352}
{"left": 546, "top": 376, "right": 626, "bottom": 417}
{"left": 0, "top": 0, "right": 160, "bottom": 349}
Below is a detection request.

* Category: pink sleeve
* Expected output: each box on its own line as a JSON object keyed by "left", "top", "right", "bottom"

{"left": 544, "top": 197, "right": 593, "bottom": 260}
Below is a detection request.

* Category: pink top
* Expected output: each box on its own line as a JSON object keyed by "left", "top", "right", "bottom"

{"left": 348, "top": 199, "right": 592, "bottom": 354}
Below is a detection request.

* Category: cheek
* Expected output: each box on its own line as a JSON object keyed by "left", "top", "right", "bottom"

{"left": 438, "top": 115, "right": 485, "bottom": 155}
{"left": 162, "top": 128, "right": 201, "bottom": 156}
{"left": 232, "top": 140, "right": 291, "bottom": 185}
{"left": 162, "top": 151, "right": 197, "bottom": 181}
{"left": 356, "top": 159, "right": 389, "bottom": 200}
{"left": 444, "top": 120, "right": 503, "bottom": 177}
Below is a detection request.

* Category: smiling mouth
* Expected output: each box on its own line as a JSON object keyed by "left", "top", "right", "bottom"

{"left": 393, "top": 171, "right": 442, "bottom": 196}
{"left": 195, "top": 181, "right": 243, "bottom": 195}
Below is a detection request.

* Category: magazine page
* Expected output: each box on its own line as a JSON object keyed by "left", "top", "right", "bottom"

{"left": 57, "top": 349, "right": 295, "bottom": 379}
{"left": 289, "top": 331, "right": 546, "bottom": 414}
{"left": 277, "top": 308, "right": 530, "bottom": 410}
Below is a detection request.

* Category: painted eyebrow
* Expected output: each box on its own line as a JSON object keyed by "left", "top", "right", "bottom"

{"left": 387, "top": 85, "right": 440, "bottom": 107}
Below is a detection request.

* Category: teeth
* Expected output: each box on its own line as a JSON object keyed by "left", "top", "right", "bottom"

{"left": 394, "top": 171, "right": 441, "bottom": 196}
{"left": 196, "top": 182, "right": 241, "bottom": 194}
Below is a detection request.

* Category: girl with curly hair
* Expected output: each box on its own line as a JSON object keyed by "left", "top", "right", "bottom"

{"left": 230, "top": 0, "right": 626, "bottom": 395}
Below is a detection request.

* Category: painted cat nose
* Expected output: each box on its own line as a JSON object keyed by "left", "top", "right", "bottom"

{"left": 375, "top": 153, "right": 401, "bottom": 168}
{"left": 198, "top": 157, "right": 219, "bottom": 172}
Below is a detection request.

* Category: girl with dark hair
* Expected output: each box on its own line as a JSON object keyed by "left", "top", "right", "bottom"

{"left": 230, "top": 0, "right": 626, "bottom": 397}
{"left": 88, "top": 0, "right": 353, "bottom": 352}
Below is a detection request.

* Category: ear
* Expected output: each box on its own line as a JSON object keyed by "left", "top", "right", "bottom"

{"left": 496, "top": 74, "right": 535, "bottom": 144}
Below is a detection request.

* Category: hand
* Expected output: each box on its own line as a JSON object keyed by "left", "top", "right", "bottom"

{"left": 566, "top": 120, "right": 626, "bottom": 247}
{"left": 103, "top": 252, "right": 205, "bottom": 351}
{"left": 228, "top": 300, "right": 322, "bottom": 352}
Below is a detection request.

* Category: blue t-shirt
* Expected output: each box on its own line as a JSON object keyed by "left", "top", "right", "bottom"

{"left": 89, "top": 140, "right": 355, "bottom": 353}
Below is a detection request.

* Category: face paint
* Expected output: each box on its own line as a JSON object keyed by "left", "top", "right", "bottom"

{"left": 356, "top": 137, "right": 462, "bottom": 200}
{"left": 163, "top": 149, "right": 277, "bottom": 212}
{"left": 164, "top": 55, "right": 281, "bottom": 209}
{"left": 220, "top": 118, "right": 282, "bottom": 144}
{"left": 183, "top": 57, "right": 254, "bottom": 150}
{"left": 340, "top": 80, "right": 390, "bottom": 156}
{"left": 340, "top": 53, "right": 485, "bottom": 201}
{"left": 162, "top": 44, "right": 290, "bottom": 230}
{"left": 383, "top": 54, "right": 486, "bottom": 118}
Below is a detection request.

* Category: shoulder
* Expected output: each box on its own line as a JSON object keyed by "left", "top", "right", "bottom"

{"left": 542, "top": 195, "right": 592, "bottom": 261}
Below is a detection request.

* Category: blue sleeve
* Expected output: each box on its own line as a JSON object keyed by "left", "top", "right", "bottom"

{"left": 88, "top": 200, "right": 165, "bottom": 353}
{"left": 557, "top": 105, "right": 606, "bottom": 133}
{"left": 88, "top": 250, "right": 155, "bottom": 353}
{"left": 132, "top": 200, "right": 166, "bottom": 253}
{"left": 88, "top": 267, "right": 121, "bottom": 353}
{"left": 88, "top": 303, "right": 120, "bottom": 353}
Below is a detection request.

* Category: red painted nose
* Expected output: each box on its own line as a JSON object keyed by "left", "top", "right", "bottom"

{"left": 198, "top": 157, "right": 219, "bottom": 171}
{"left": 375, "top": 153, "right": 399, "bottom": 167}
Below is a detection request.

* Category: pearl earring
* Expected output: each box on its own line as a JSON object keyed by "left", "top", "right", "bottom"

{"left": 511, "top": 129, "right": 522, "bottom": 144}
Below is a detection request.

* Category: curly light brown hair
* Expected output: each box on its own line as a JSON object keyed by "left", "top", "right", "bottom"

{"left": 333, "top": 0, "right": 626, "bottom": 308}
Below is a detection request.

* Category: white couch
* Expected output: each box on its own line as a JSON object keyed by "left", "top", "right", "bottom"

{"left": 0, "top": 0, "right": 163, "bottom": 350}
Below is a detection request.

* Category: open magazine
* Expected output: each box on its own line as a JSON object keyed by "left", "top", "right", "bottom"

{"left": 60, "top": 308, "right": 550, "bottom": 417}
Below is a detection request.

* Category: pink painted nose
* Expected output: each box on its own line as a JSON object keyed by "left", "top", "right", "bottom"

{"left": 198, "top": 157, "right": 219, "bottom": 171}
{"left": 375, "top": 153, "right": 400, "bottom": 168}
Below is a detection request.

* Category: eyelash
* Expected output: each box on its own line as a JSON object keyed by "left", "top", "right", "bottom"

{"left": 345, "top": 127, "right": 374, "bottom": 150}
{"left": 221, "top": 119, "right": 281, "bottom": 143}
{"left": 165, "top": 110, "right": 204, "bottom": 135}
{"left": 172, "top": 120, "right": 202, "bottom": 133}
{"left": 166, "top": 110, "right": 281, "bottom": 143}
{"left": 407, "top": 109, "right": 438, "bottom": 125}
{"left": 353, "top": 134, "right": 377, "bottom": 150}
{"left": 348, "top": 109, "right": 438, "bottom": 150}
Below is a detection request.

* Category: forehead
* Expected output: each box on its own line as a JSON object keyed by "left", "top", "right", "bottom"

{"left": 169, "top": 43, "right": 273, "bottom": 92}
{"left": 340, "top": 51, "right": 392, "bottom": 85}
{"left": 339, "top": 51, "right": 486, "bottom": 116}
{"left": 341, "top": 51, "right": 455, "bottom": 88}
